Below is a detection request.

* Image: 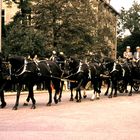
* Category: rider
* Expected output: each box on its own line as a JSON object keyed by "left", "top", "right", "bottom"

{"left": 57, "top": 52, "right": 66, "bottom": 70}
{"left": 28, "top": 53, "right": 41, "bottom": 76}
{"left": 50, "top": 50, "right": 57, "bottom": 61}
{"left": 123, "top": 46, "right": 133, "bottom": 61}
{"left": 133, "top": 46, "right": 140, "bottom": 67}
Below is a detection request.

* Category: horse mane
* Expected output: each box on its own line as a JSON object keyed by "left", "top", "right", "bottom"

{"left": 9, "top": 56, "right": 25, "bottom": 68}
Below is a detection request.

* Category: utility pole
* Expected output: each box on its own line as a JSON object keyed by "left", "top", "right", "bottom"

{"left": 0, "top": 0, "right": 2, "bottom": 52}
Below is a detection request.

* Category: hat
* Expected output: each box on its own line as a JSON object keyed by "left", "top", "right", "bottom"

{"left": 136, "top": 46, "right": 140, "bottom": 49}
{"left": 52, "top": 50, "right": 56, "bottom": 54}
{"left": 60, "top": 52, "right": 64, "bottom": 55}
{"left": 126, "top": 46, "right": 130, "bottom": 49}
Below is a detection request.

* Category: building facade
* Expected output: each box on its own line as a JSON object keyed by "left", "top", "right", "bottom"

{"left": 89, "top": 0, "right": 118, "bottom": 59}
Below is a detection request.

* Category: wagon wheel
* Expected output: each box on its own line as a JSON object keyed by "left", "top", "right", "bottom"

{"left": 133, "top": 83, "right": 139, "bottom": 92}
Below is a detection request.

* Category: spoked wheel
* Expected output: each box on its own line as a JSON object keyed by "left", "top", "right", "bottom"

{"left": 133, "top": 82, "right": 139, "bottom": 92}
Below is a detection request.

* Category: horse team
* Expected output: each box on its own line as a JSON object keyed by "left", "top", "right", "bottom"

{"left": 0, "top": 55, "right": 139, "bottom": 110}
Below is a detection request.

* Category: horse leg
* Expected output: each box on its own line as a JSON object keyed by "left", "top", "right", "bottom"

{"left": 28, "top": 85, "right": 36, "bottom": 109}
{"left": 70, "top": 87, "right": 74, "bottom": 101}
{"left": 0, "top": 90, "right": 6, "bottom": 108}
{"left": 58, "top": 81, "right": 64, "bottom": 102}
{"left": 104, "top": 79, "right": 110, "bottom": 96}
{"left": 124, "top": 82, "right": 128, "bottom": 93}
{"left": 113, "top": 82, "right": 118, "bottom": 97}
{"left": 83, "top": 81, "right": 88, "bottom": 98}
{"left": 46, "top": 81, "right": 52, "bottom": 106}
{"left": 108, "top": 81, "right": 113, "bottom": 98}
{"left": 53, "top": 80, "right": 60, "bottom": 104}
{"left": 91, "top": 90, "right": 96, "bottom": 101}
{"left": 76, "top": 90, "right": 79, "bottom": 102}
{"left": 78, "top": 89, "right": 82, "bottom": 102}
{"left": 83, "top": 89, "right": 87, "bottom": 98}
{"left": 23, "top": 94, "right": 30, "bottom": 106}
{"left": 0, "top": 82, "right": 7, "bottom": 108}
{"left": 128, "top": 80, "right": 133, "bottom": 96}
{"left": 13, "top": 83, "right": 22, "bottom": 110}
{"left": 76, "top": 80, "right": 83, "bottom": 102}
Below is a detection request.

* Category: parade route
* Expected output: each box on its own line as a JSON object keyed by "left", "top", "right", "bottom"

{"left": 0, "top": 90, "right": 140, "bottom": 140}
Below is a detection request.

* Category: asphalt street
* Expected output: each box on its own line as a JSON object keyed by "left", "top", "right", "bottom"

{"left": 0, "top": 89, "right": 140, "bottom": 140}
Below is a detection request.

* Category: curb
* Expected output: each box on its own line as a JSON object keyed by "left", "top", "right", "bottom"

{"left": 4, "top": 90, "right": 48, "bottom": 97}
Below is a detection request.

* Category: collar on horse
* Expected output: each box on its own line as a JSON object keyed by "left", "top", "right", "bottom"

{"left": 12, "top": 59, "right": 31, "bottom": 77}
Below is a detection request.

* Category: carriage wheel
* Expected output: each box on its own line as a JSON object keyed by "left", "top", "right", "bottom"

{"left": 133, "top": 83, "right": 139, "bottom": 92}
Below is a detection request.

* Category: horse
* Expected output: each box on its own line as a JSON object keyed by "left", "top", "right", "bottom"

{"left": 102, "top": 57, "right": 133, "bottom": 98}
{"left": 64, "top": 57, "right": 101, "bottom": 102}
{"left": 0, "top": 56, "right": 11, "bottom": 108}
{"left": 8, "top": 56, "right": 62, "bottom": 110}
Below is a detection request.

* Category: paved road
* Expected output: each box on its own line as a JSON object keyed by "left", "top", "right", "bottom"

{"left": 0, "top": 89, "right": 140, "bottom": 140}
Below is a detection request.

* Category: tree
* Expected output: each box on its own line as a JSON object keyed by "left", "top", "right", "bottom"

{"left": 32, "top": 0, "right": 97, "bottom": 57}
{"left": 2, "top": 20, "right": 46, "bottom": 57}
{"left": 120, "top": 1, "right": 140, "bottom": 35}
{"left": 2, "top": 0, "right": 47, "bottom": 57}
{"left": 118, "top": 1, "right": 140, "bottom": 56}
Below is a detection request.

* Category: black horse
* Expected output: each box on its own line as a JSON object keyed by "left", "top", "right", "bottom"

{"left": 102, "top": 57, "right": 133, "bottom": 98}
{"left": 0, "top": 56, "right": 11, "bottom": 108}
{"left": 8, "top": 56, "right": 62, "bottom": 110}
{"left": 64, "top": 57, "right": 101, "bottom": 102}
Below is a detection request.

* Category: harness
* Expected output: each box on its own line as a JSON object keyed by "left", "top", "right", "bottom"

{"left": 110, "top": 62, "right": 119, "bottom": 73}
{"left": 14, "top": 59, "right": 31, "bottom": 77}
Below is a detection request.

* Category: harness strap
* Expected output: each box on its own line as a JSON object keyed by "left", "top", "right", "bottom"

{"left": 77, "top": 62, "right": 83, "bottom": 73}
{"left": 110, "top": 62, "right": 119, "bottom": 73}
{"left": 15, "top": 59, "right": 31, "bottom": 77}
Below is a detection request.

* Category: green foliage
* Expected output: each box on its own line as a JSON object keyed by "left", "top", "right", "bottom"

{"left": 2, "top": 20, "right": 46, "bottom": 57}
{"left": 120, "top": 1, "right": 140, "bottom": 34}
{"left": 32, "top": 0, "right": 96, "bottom": 57}
{"left": 117, "top": 1, "right": 140, "bottom": 57}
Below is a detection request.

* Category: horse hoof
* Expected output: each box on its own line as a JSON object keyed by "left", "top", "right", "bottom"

{"left": 128, "top": 93, "right": 132, "bottom": 96}
{"left": 75, "top": 95, "right": 78, "bottom": 100}
{"left": 114, "top": 94, "right": 117, "bottom": 97}
{"left": 76, "top": 100, "right": 81, "bottom": 103}
{"left": 70, "top": 98, "right": 74, "bottom": 101}
{"left": 12, "top": 106, "right": 18, "bottom": 110}
{"left": 125, "top": 90, "right": 128, "bottom": 93}
{"left": 83, "top": 95, "right": 87, "bottom": 98}
{"left": 54, "top": 99, "right": 58, "bottom": 104}
{"left": 23, "top": 103, "right": 28, "bottom": 106}
{"left": 1, "top": 102, "right": 6, "bottom": 108}
{"left": 78, "top": 99, "right": 81, "bottom": 102}
{"left": 58, "top": 98, "right": 61, "bottom": 102}
{"left": 96, "top": 97, "right": 100, "bottom": 100}
{"left": 90, "top": 98, "right": 94, "bottom": 101}
{"left": 46, "top": 103, "right": 51, "bottom": 106}
{"left": 108, "top": 95, "right": 112, "bottom": 98}
{"left": 31, "top": 105, "right": 36, "bottom": 109}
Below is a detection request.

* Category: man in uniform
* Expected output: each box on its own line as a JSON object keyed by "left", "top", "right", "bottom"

{"left": 57, "top": 52, "right": 66, "bottom": 70}
{"left": 133, "top": 46, "right": 140, "bottom": 67}
{"left": 123, "top": 46, "right": 133, "bottom": 60}
{"left": 50, "top": 50, "right": 57, "bottom": 61}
